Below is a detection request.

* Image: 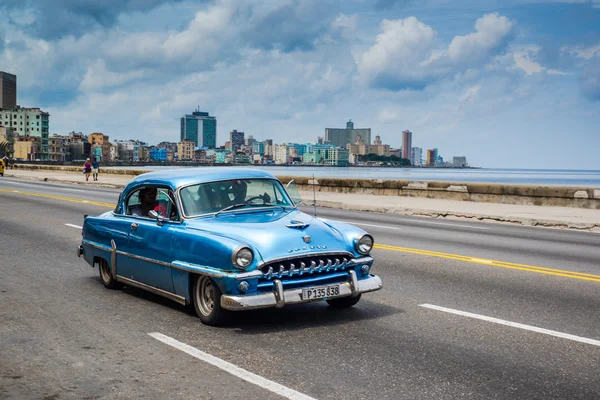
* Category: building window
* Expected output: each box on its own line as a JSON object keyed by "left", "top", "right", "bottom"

{"left": 36, "top": 115, "right": 40, "bottom": 119}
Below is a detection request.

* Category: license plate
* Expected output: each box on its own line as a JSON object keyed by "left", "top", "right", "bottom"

{"left": 302, "top": 284, "right": 340, "bottom": 300}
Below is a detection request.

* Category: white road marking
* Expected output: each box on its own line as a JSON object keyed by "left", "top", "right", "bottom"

{"left": 64, "top": 223, "right": 82, "bottom": 229}
{"left": 335, "top": 219, "right": 489, "bottom": 231}
{"left": 149, "top": 332, "right": 317, "bottom": 400}
{"left": 420, "top": 304, "right": 600, "bottom": 347}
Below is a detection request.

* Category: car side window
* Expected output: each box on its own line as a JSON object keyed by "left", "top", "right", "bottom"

{"left": 125, "top": 187, "right": 180, "bottom": 221}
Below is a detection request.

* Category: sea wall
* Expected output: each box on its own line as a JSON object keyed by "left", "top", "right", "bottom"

{"left": 276, "top": 176, "right": 600, "bottom": 210}
{"left": 13, "top": 164, "right": 600, "bottom": 209}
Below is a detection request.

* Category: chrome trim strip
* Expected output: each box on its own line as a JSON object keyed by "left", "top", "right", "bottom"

{"left": 350, "top": 256, "right": 374, "bottom": 265}
{"left": 110, "top": 239, "right": 117, "bottom": 279}
{"left": 234, "top": 270, "right": 263, "bottom": 280}
{"left": 116, "top": 275, "right": 187, "bottom": 306}
{"left": 81, "top": 239, "right": 111, "bottom": 252}
{"left": 170, "top": 260, "right": 223, "bottom": 278}
{"left": 258, "top": 251, "right": 355, "bottom": 267}
{"left": 220, "top": 274, "right": 383, "bottom": 311}
{"left": 115, "top": 250, "right": 172, "bottom": 267}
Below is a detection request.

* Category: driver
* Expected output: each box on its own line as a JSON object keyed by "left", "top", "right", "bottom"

{"left": 131, "top": 187, "right": 158, "bottom": 217}
{"left": 230, "top": 180, "right": 248, "bottom": 204}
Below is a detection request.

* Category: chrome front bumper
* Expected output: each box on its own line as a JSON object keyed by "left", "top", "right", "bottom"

{"left": 220, "top": 270, "right": 382, "bottom": 311}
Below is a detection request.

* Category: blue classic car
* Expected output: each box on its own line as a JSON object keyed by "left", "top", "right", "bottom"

{"left": 77, "top": 168, "right": 382, "bottom": 325}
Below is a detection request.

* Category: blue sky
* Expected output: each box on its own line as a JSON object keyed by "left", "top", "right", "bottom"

{"left": 0, "top": 0, "right": 598, "bottom": 169}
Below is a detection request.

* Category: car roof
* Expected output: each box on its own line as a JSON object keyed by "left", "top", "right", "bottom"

{"left": 124, "top": 167, "right": 278, "bottom": 191}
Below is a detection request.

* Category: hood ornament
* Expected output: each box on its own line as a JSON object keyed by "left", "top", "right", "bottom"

{"left": 303, "top": 235, "right": 311, "bottom": 243}
{"left": 286, "top": 220, "right": 310, "bottom": 229}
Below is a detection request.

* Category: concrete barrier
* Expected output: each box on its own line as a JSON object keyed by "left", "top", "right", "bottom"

{"left": 277, "top": 175, "right": 600, "bottom": 210}
{"left": 13, "top": 164, "right": 600, "bottom": 209}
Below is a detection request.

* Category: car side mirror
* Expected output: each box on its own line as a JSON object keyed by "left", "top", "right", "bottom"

{"left": 148, "top": 210, "right": 165, "bottom": 226}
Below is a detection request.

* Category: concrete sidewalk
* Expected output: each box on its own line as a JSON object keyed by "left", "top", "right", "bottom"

{"left": 4, "top": 168, "right": 600, "bottom": 231}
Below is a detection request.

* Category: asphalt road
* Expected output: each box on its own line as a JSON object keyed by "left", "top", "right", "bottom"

{"left": 1, "top": 177, "right": 599, "bottom": 400}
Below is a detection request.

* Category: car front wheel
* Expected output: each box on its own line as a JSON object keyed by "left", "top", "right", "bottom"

{"left": 192, "top": 275, "right": 228, "bottom": 326}
{"left": 326, "top": 294, "right": 361, "bottom": 308}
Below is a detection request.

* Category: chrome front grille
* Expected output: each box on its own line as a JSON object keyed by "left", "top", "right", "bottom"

{"left": 259, "top": 253, "right": 354, "bottom": 280}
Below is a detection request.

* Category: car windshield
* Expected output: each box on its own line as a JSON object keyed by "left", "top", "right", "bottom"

{"left": 179, "top": 178, "right": 294, "bottom": 217}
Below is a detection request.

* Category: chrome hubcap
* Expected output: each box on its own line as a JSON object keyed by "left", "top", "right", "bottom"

{"left": 197, "top": 277, "right": 215, "bottom": 317}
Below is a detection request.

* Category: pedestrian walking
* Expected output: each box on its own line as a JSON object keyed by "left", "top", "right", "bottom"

{"left": 92, "top": 157, "right": 100, "bottom": 181}
{"left": 84, "top": 158, "right": 92, "bottom": 181}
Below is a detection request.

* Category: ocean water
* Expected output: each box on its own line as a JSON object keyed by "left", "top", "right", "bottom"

{"left": 104, "top": 165, "right": 600, "bottom": 187}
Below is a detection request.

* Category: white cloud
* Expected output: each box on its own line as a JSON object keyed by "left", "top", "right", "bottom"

{"left": 562, "top": 44, "right": 600, "bottom": 60}
{"left": 447, "top": 13, "right": 515, "bottom": 63}
{"left": 79, "top": 60, "right": 147, "bottom": 91}
{"left": 459, "top": 85, "right": 481, "bottom": 103}
{"left": 357, "top": 17, "right": 442, "bottom": 90}
{"left": 513, "top": 50, "right": 544, "bottom": 75}
{"left": 358, "top": 13, "right": 516, "bottom": 91}
{"left": 546, "top": 69, "right": 571, "bottom": 76}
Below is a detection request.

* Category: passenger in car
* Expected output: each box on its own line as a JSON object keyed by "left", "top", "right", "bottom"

{"left": 130, "top": 188, "right": 158, "bottom": 217}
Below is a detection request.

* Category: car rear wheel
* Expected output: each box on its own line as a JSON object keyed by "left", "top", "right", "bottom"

{"left": 192, "top": 275, "right": 228, "bottom": 326}
{"left": 326, "top": 294, "right": 361, "bottom": 308}
{"left": 98, "top": 259, "right": 121, "bottom": 289}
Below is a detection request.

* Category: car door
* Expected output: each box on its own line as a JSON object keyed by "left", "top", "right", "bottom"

{"left": 119, "top": 186, "right": 176, "bottom": 293}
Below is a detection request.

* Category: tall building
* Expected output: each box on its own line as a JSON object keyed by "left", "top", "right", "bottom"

{"left": 426, "top": 148, "right": 438, "bottom": 166}
{"left": 453, "top": 156, "right": 467, "bottom": 167}
{"left": 178, "top": 140, "right": 195, "bottom": 161}
{"left": 88, "top": 132, "right": 111, "bottom": 161}
{"left": 229, "top": 130, "right": 244, "bottom": 153}
{"left": 325, "top": 120, "right": 371, "bottom": 147}
{"left": 411, "top": 147, "right": 422, "bottom": 166}
{"left": 245, "top": 135, "right": 255, "bottom": 148}
{"left": 0, "top": 72, "right": 17, "bottom": 108}
{"left": 402, "top": 130, "right": 412, "bottom": 160}
{"left": 0, "top": 106, "right": 50, "bottom": 160}
{"left": 180, "top": 109, "right": 217, "bottom": 148}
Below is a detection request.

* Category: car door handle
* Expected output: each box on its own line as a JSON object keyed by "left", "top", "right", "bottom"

{"left": 130, "top": 222, "right": 139, "bottom": 231}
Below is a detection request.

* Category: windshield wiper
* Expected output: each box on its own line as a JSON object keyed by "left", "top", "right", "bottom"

{"left": 215, "top": 203, "right": 247, "bottom": 216}
{"left": 215, "top": 202, "right": 287, "bottom": 217}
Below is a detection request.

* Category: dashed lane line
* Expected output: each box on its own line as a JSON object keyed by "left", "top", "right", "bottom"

{"left": 420, "top": 304, "right": 600, "bottom": 347}
{"left": 64, "top": 223, "right": 83, "bottom": 229}
{"left": 149, "top": 332, "right": 317, "bottom": 400}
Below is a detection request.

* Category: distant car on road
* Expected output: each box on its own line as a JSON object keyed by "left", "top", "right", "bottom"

{"left": 77, "top": 168, "right": 382, "bottom": 325}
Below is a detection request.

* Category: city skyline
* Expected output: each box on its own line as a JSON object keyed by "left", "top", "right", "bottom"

{"left": 0, "top": 1, "right": 598, "bottom": 169}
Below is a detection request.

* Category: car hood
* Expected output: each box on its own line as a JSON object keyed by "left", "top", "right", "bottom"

{"left": 184, "top": 209, "right": 351, "bottom": 263}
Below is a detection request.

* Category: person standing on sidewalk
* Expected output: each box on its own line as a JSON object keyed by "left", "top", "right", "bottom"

{"left": 92, "top": 157, "right": 100, "bottom": 181}
{"left": 84, "top": 158, "right": 92, "bottom": 181}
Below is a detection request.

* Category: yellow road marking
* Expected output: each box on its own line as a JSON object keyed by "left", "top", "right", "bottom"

{"left": 2, "top": 187, "right": 598, "bottom": 283}
{"left": 0, "top": 188, "right": 115, "bottom": 208}
{"left": 374, "top": 244, "right": 600, "bottom": 283}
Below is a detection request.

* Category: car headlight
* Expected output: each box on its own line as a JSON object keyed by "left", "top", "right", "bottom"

{"left": 232, "top": 246, "right": 254, "bottom": 269}
{"left": 355, "top": 234, "right": 374, "bottom": 255}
